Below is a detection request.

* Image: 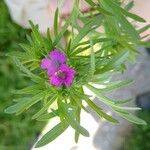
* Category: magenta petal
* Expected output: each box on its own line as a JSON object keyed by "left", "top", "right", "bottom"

{"left": 59, "top": 64, "right": 76, "bottom": 87}
{"left": 49, "top": 49, "right": 66, "bottom": 64}
{"left": 47, "top": 68, "right": 57, "bottom": 76}
{"left": 41, "top": 50, "right": 75, "bottom": 87}
{"left": 41, "top": 58, "right": 58, "bottom": 75}
{"left": 50, "top": 74, "right": 63, "bottom": 87}
{"left": 41, "top": 58, "right": 51, "bottom": 69}
{"left": 59, "top": 64, "right": 69, "bottom": 71}
{"left": 64, "top": 70, "right": 76, "bottom": 87}
{"left": 47, "top": 61, "right": 58, "bottom": 75}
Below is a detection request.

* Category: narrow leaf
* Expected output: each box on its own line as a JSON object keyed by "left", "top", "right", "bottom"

{"left": 117, "top": 112, "right": 147, "bottom": 125}
{"left": 54, "top": 2, "right": 79, "bottom": 45}
{"left": 32, "top": 95, "right": 56, "bottom": 119}
{"left": 37, "top": 110, "right": 58, "bottom": 121}
{"left": 84, "top": 98, "right": 118, "bottom": 123}
{"left": 100, "top": 80, "right": 133, "bottom": 93}
{"left": 54, "top": 8, "right": 59, "bottom": 36}
{"left": 35, "top": 123, "right": 68, "bottom": 148}
{"left": 90, "top": 40, "right": 95, "bottom": 75}
{"left": 61, "top": 103, "right": 89, "bottom": 137}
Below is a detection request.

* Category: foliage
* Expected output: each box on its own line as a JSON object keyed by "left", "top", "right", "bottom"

{"left": 4, "top": 0, "right": 150, "bottom": 147}
{"left": 0, "top": 1, "right": 44, "bottom": 149}
{"left": 124, "top": 111, "right": 150, "bottom": 150}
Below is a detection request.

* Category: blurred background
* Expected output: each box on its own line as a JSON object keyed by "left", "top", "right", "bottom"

{"left": 0, "top": 1, "right": 45, "bottom": 150}
{"left": 0, "top": 0, "right": 150, "bottom": 150}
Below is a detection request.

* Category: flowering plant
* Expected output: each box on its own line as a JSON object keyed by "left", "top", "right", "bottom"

{"left": 5, "top": 0, "right": 149, "bottom": 147}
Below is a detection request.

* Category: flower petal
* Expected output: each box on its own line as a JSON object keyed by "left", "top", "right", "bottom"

{"left": 59, "top": 64, "right": 76, "bottom": 87}
{"left": 50, "top": 74, "right": 63, "bottom": 87}
{"left": 41, "top": 58, "right": 51, "bottom": 69}
{"left": 64, "top": 71, "right": 75, "bottom": 87}
{"left": 49, "top": 49, "right": 66, "bottom": 64}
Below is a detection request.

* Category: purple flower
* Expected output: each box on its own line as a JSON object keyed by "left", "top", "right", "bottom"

{"left": 50, "top": 64, "right": 76, "bottom": 87}
{"left": 41, "top": 49, "right": 66, "bottom": 75}
{"left": 41, "top": 49, "right": 75, "bottom": 87}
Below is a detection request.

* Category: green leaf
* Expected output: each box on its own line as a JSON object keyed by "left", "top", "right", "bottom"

{"left": 46, "top": 28, "right": 53, "bottom": 50}
{"left": 29, "top": 21, "right": 43, "bottom": 44}
{"left": 69, "top": 90, "right": 89, "bottom": 113}
{"left": 86, "top": 84, "right": 146, "bottom": 125}
{"left": 54, "top": 1, "right": 79, "bottom": 45}
{"left": 29, "top": 21, "right": 50, "bottom": 53}
{"left": 137, "top": 41, "right": 150, "bottom": 48}
{"left": 76, "top": 37, "right": 113, "bottom": 47}
{"left": 5, "top": 98, "right": 31, "bottom": 114}
{"left": 100, "top": 80, "right": 133, "bottom": 93}
{"left": 35, "top": 123, "right": 68, "bottom": 148}
{"left": 90, "top": 40, "right": 95, "bottom": 75}
{"left": 71, "top": 38, "right": 112, "bottom": 56}
{"left": 28, "top": 23, "right": 52, "bottom": 55}
{"left": 75, "top": 107, "right": 81, "bottom": 143}
{"left": 57, "top": 98, "right": 67, "bottom": 128}
{"left": 13, "top": 57, "right": 44, "bottom": 83}
{"left": 100, "top": 0, "right": 140, "bottom": 40}
{"left": 85, "top": 0, "right": 96, "bottom": 7}
{"left": 96, "top": 6, "right": 113, "bottom": 16}
{"left": 71, "top": 15, "right": 103, "bottom": 50}
{"left": 96, "top": 51, "right": 129, "bottom": 73}
{"left": 37, "top": 110, "right": 58, "bottom": 121}
{"left": 105, "top": 0, "right": 146, "bottom": 22}
{"left": 114, "top": 98, "right": 133, "bottom": 105}
{"left": 86, "top": 84, "right": 115, "bottom": 106}
{"left": 7, "top": 52, "right": 32, "bottom": 64}
{"left": 13, "top": 84, "right": 44, "bottom": 95}
{"left": 138, "top": 24, "right": 150, "bottom": 34}
{"left": 5, "top": 92, "right": 44, "bottom": 114}
{"left": 32, "top": 95, "right": 56, "bottom": 119}
{"left": 66, "top": 38, "right": 72, "bottom": 56}
{"left": 112, "top": 105, "right": 141, "bottom": 115}
{"left": 86, "top": 84, "right": 136, "bottom": 109}
{"left": 86, "top": 84, "right": 135, "bottom": 109}
{"left": 19, "top": 43, "right": 32, "bottom": 53}
{"left": 84, "top": 98, "right": 118, "bottom": 123}
{"left": 61, "top": 103, "right": 89, "bottom": 137}
{"left": 92, "top": 71, "right": 113, "bottom": 83}
{"left": 118, "top": 14, "right": 139, "bottom": 40}
{"left": 124, "top": 1, "right": 134, "bottom": 11}
{"left": 117, "top": 112, "right": 147, "bottom": 125}
{"left": 54, "top": 8, "right": 59, "bottom": 36}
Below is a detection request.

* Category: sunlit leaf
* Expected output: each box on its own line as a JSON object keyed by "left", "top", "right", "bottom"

{"left": 35, "top": 122, "right": 68, "bottom": 148}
